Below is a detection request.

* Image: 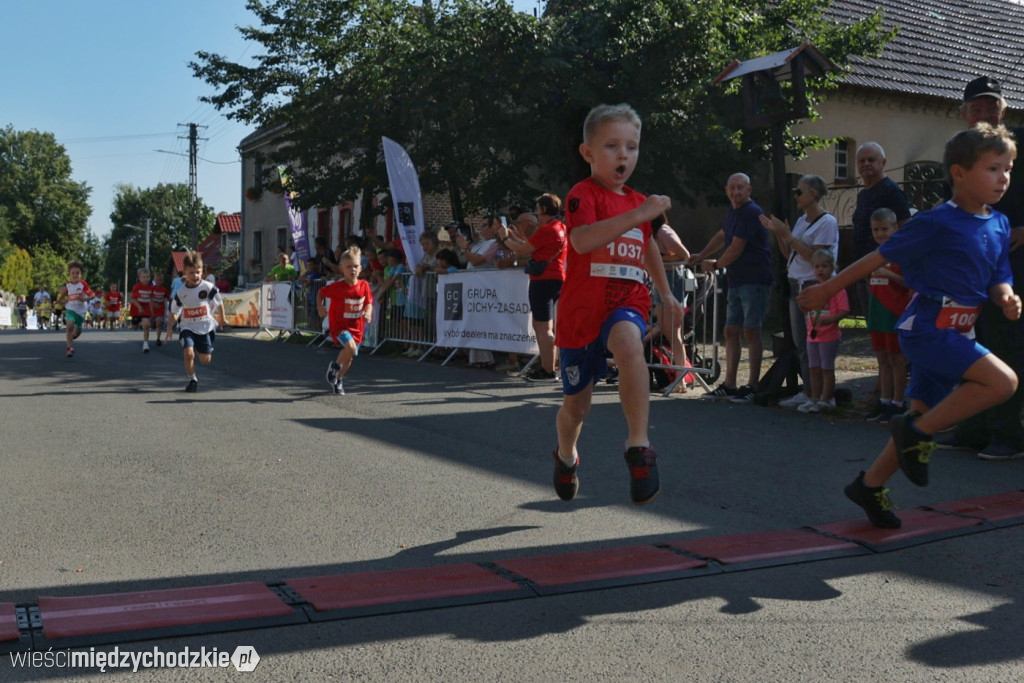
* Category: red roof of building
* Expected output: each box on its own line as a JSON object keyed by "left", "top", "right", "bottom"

{"left": 216, "top": 212, "right": 241, "bottom": 234}
{"left": 171, "top": 252, "right": 187, "bottom": 275}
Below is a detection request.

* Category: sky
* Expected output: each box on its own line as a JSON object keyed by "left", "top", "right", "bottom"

{"left": 3, "top": 0, "right": 543, "bottom": 243}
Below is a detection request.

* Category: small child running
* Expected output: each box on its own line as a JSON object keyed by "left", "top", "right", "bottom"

{"left": 797, "top": 249, "right": 849, "bottom": 413}
{"left": 552, "top": 103, "right": 682, "bottom": 505}
{"left": 168, "top": 251, "right": 226, "bottom": 392}
{"left": 798, "top": 124, "right": 1021, "bottom": 528}
{"left": 129, "top": 268, "right": 156, "bottom": 353}
{"left": 56, "top": 260, "right": 94, "bottom": 357}
{"left": 317, "top": 246, "right": 374, "bottom": 395}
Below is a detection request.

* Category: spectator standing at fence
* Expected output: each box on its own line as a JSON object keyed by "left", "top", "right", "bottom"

{"left": 649, "top": 214, "right": 692, "bottom": 390}
{"left": 265, "top": 252, "right": 297, "bottom": 282}
{"left": 319, "top": 247, "right": 374, "bottom": 395}
{"left": 552, "top": 103, "right": 682, "bottom": 506}
{"left": 800, "top": 124, "right": 1019, "bottom": 528}
{"left": 379, "top": 248, "right": 415, "bottom": 356}
{"left": 851, "top": 142, "right": 912, "bottom": 315}
{"left": 314, "top": 236, "right": 339, "bottom": 275}
{"left": 693, "top": 172, "right": 773, "bottom": 403}
{"left": 457, "top": 217, "right": 501, "bottom": 368}
{"left": 937, "top": 76, "right": 1024, "bottom": 460}
{"left": 444, "top": 221, "right": 469, "bottom": 267}
{"left": 498, "top": 195, "right": 568, "bottom": 381}
{"left": 760, "top": 174, "right": 839, "bottom": 408}
{"left": 863, "top": 208, "right": 910, "bottom": 423}
{"left": 799, "top": 249, "right": 850, "bottom": 413}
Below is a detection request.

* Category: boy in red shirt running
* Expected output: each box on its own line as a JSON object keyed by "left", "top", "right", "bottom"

{"left": 129, "top": 268, "right": 156, "bottom": 353}
{"left": 104, "top": 283, "right": 123, "bottom": 330}
{"left": 149, "top": 272, "right": 170, "bottom": 346}
{"left": 318, "top": 247, "right": 374, "bottom": 395}
{"left": 552, "top": 103, "right": 682, "bottom": 505}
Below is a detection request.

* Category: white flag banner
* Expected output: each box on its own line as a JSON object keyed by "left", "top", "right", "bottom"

{"left": 383, "top": 136, "right": 428, "bottom": 310}
{"left": 436, "top": 269, "right": 539, "bottom": 354}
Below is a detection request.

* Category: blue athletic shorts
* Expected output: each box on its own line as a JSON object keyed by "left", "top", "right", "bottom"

{"left": 559, "top": 307, "right": 647, "bottom": 396}
{"left": 330, "top": 329, "right": 360, "bottom": 354}
{"left": 898, "top": 296, "right": 989, "bottom": 408}
{"left": 180, "top": 329, "right": 216, "bottom": 355}
{"left": 725, "top": 283, "right": 770, "bottom": 328}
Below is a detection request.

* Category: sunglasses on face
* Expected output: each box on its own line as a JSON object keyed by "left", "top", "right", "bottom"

{"left": 794, "top": 188, "right": 805, "bottom": 196}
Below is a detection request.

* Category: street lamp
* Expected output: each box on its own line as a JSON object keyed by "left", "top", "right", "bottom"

{"left": 123, "top": 219, "right": 151, "bottom": 270}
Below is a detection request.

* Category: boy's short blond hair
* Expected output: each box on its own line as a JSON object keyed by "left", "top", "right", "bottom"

{"left": 870, "top": 207, "right": 897, "bottom": 225}
{"left": 944, "top": 123, "right": 1017, "bottom": 178}
{"left": 340, "top": 246, "right": 362, "bottom": 263}
{"left": 137, "top": 267, "right": 150, "bottom": 277}
{"left": 582, "top": 103, "right": 642, "bottom": 143}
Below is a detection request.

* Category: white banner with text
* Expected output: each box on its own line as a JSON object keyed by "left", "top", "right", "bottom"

{"left": 436, "top": 269, "right": 538, "bottom": 354}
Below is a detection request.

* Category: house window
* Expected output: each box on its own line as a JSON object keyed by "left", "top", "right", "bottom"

{"left": 835, "top": 138, "right": 853, "bottom": 181}
{"left": 252, "top": 231, "right": 262, "bottom": 264}
{"left": 254, "top": 160, "right": 264, "bottom": 190}
{"left": 276, "top": 227, "right": 288, "bottom": 252}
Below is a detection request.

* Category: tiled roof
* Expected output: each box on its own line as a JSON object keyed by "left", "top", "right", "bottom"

{"left": 171, "top": 252, "right": 186, "bottom": 275}
{"left": 215, "top": 212, "right": 241, "bottom": 234}
{"left": 830, "top": 0, "right": 1024, "bottom": 107}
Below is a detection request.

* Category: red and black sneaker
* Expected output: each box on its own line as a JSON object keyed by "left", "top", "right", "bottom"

{"left": 552, "top": 449, "right": 579, "bottom": 501}
{"left": 624, "top": 445, "right": 660, "bottom": 505}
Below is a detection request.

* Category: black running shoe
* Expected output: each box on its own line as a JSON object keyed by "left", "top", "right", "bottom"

{"left": 552, "top": 449, "right": 579, "bottom": 501}
{"left": 863, "top": 400, "right": 885, "bottom": 421}
{"left": 891, "top": 411, "right": 934, "bottom": 487}
{"left": 728, "top": 385, "right": 755, "bottom": 404}
{"left": 624, "top": 445, "right": 660, "bottom": 505}
{"left": 334, "top": 378, "right": 345, "bottom": 395}
{"left": 701, "top": 383, "right": 738, "bottom": 400}
{"left": 185, "top": 379, "right": 198, "bottom": 393}
{"left": 66, "top": 347, "right": 73, "bottom": 358}
{"left": 525, "top": 368, "right": 557, "bottom": 382}
{"left": 844, "top": 471, "right": 901, "bottom": 528}
{"left": 326, "top": 362, "right": 339, "bottom": 388}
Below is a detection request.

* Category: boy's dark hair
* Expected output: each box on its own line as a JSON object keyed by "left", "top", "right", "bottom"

{"left": 436, "top": 248, "right": 460, "bottom": 267}
{"left": 182, "top": 250, "right": 203, "bottom": 270}
{"left": 420, "top": 230, "right": 439, "bottom": 246}
{"left": 944, "top": 123, "right": 1017, "bottom": 178}
{"left": 535, "top": 193, "right": 562, "bottom": 216}
{"left": 67, "top": 260, "right": 83, "bottom": 272}
{"left": 386, "top": 248, "right": 404, "bottom": 261}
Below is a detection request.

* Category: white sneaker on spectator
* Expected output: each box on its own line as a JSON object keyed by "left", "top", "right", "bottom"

{"left": 818, "top": 397, "right": 837, "bottom": 410}
{"left": 797, "top": 399, "right": 820, "bottom": 413}
{"left": 779, "top": 393, "right": 810, "bottom": 408}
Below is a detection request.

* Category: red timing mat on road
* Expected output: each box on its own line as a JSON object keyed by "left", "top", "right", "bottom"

{"left": 669, "top": 529, "right": 865, "bottom": 567}
{"left": 926, "top": 490, "right": 1024, "bottom": 527}
{"left": 286, "top": 564, "right": 523, "bottom": 612}
{"left": 37, "top": 582, "right": 295, "bottom": 639}
{"left": 0, "top": 604, "right": 19, "bottom": 643}
{"left": 809, "top": 509, "right": 985, "bottom": 552}
{"left": 495, "top": 545, "right": 708, "bottom": 592}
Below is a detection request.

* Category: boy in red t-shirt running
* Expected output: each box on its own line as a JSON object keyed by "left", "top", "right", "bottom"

{"left": 552, "top": 103, "right": 682, "bottom": 505}
{"left": 149, "top": 272, "right": 170, "bottom": 346}
{"left": 129, "top": 268, "right": 156, "bottom": 353}
{"left": 317, "top": 247, "right": 374, "bottom": 395}
{"left": 104, "top": 283, "right": 123, "bottom": 330}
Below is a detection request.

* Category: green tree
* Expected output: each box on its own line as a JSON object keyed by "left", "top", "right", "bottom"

{"left": 191, "top": 0, "right": 889, "bottom": 217}
{"left": 28, "top": 244, "right": 68, "bottom": 299}
{"left": 0, "top": 246, "right": 33, "bottom": 295}
{"left": 0, "top": 126, "right": 92, "bottom": 259}
{"left": 106, "top": 183, "right": 216, "bottom": 284}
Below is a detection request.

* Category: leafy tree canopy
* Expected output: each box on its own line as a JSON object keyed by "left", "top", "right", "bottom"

{"left": 191, "top": 0, "right": 890, "bottom": 219}
{"left": 105, "top": 183, "right": 216, "bottom": 284}
{"left": 0, "top": 125, "right": 91, "bottom": 259}
{"left": 0, "top": 246, "right": 33, "bottom": 296}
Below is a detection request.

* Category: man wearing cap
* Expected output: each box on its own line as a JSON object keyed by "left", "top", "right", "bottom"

{"left": 938, "top": 75, "right": 1024, "bottom": 460}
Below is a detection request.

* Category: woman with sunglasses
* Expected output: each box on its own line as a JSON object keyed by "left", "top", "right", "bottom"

{"left": 759, "top": 174, "right": 839, "bottom": 408}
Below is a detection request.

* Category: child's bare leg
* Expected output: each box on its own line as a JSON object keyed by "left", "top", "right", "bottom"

{"left": 809, "top": 366, "right": 822, "bottom": 402}
{"left": 65, "top": 321, "right": 74, "bottom": 348}
{"left": 877, "top": 350, "right": 893, "bottom": 400}
{"left": 891, "top": 353, "right": 908, "bottom": 403}
{"left": 607, "top": 320, "right": 649, "bottom": 447}
{"left": 556, "top": 387, "right": 593, "bottom": 462}
{"left": 197, "top": 352, "right": 213, "bottom": 366}
{"left": 184, "top": 347, "right": 197, "bottom": 376}
{"left": 822, "top": 369, "right": 836, "bottom": 402}
{"left": 336, "top": 341, "right": 356, "bottom": 379}
{"left": 141, "top": 318, "right": 150, "bottom": 342}
{"left": 913, "top": 355, "right": 1017, "bottom": 435}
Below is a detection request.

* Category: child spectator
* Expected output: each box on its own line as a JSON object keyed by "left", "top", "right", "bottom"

{"left": 130, "top": 267, "right": 156, "bottom": 352}
{"left": 150, "top": 272, "right": 169, "bottom": 346}
{"left": 104, "top": 283, "right": 123, "bottom": 330}
{"left": 15, "top": 295, "right": 28, "bottom": 329}
{"left": 168, "top": 251, "right": 226, "bottom": 393}
{"left": 317, "top": 246, "right": 374, "bottom": 395}
{"left": 799, "top": 124, "right": 1020, "bottom": 528}
{"left": 379, "top": 249, "right": 412, "bottom": 355}
{"left": 88, "top": 291, "right": 104, "bottom": 329}
{"left": 552, "top": 103, "right": 681, "bottom": 505}
{"left": 57, "top": 261, "right": 94, "bottom": 357}
{"left": 36, "top": 295, "right": 52, "bottom": 330}
{"left": 798, "top": 250, "right": 850, "bottom": 413}
{"left": 863, "top": 207, "right": 911, "bottom": 423}
{"left": 435, "top": 248, "right": 460, "bottom": 273}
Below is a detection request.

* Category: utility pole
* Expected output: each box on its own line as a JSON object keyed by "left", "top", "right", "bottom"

{"left": 178, "top": 122, "right": 207, "bottom": 251}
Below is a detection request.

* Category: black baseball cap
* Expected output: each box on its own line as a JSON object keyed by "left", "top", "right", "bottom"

{"left": 963, "top": 76, "right": 1003, "bottom": 102}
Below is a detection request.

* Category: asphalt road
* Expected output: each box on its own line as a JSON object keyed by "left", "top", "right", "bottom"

{"left": 0, "top": 328, "right": 1022, "bottom": 681}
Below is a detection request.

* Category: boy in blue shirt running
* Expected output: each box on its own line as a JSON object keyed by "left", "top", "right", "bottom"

{"left": 799, "top": 124, "right": 1021, "bottom": 528}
